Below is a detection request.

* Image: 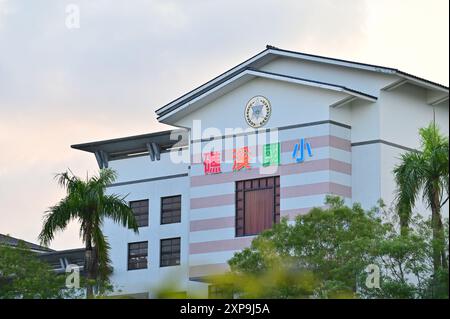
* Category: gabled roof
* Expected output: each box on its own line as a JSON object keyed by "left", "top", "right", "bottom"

{"left": 250, "top": 69, "right": 377, "bottom": 101}
{"left": 156, "top": 68, "right": 378, "bottom": 123}
{"left": 155, "top": 45, "right": 449, "bottom": 122}
{"left": 263, "top": 46, "right": 448, "bottom": 91}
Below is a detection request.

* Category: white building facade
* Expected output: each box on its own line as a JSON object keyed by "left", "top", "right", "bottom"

{"left": 72, "top": 46, "right": 449, "bottom": 298}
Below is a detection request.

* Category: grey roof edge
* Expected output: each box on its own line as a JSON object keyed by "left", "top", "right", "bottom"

{"left": 157, "top": 67, "right": 378, "bottom": 120}
{"left": 155, "top": 47, "right": 270, "bottom": 115}
{"left": 266, "top": 45, "right": 449, "bottom": 91}
{"left": 71, "top": 128, "right": 189, "bottom": 153}
{"left": 156, "top": 45, "right": 448, "bottom": 119}
{"left": 38, "top": 247, "right": 85, "bottom": 257}
{"left": 265, "top": 45, "right": 398, "bottom": 72}
{"left": 0, "top": 233, "right": 55, "bottom": 252}
{"left": 247, "top": 68, "right": 378, "bottom": 100}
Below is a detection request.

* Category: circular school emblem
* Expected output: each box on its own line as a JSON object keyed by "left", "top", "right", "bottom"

{"left": 244, "top": 96, "right": 271, "bottom": 128}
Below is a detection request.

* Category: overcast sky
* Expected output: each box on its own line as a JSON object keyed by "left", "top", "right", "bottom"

{"left": 0, "top": 0, "right": 448, "bottom": 250}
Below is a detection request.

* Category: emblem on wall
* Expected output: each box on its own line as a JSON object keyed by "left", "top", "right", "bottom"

{"left": 244, "top": 96, "right": 271, "bottom": 128}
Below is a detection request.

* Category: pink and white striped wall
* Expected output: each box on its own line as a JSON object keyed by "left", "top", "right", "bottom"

{"left": 188, "top": 122, "right": 352, "bottom": 279}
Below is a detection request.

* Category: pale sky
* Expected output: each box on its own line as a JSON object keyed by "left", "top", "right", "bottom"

{"left": 0, "top": 0, "right": 448, "bottom": 250}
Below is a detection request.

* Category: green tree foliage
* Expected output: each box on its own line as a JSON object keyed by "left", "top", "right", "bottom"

{"left": 360, "top": 213, "right": 448, "bottom": 299}
{"left": 224, "top": 196, "right": 449, "bottom": 299}
{"left": 39, "top": 168, "right": 139, "bottom": 298}
{"left": 393, "top": 122, "right": 449, "bottom": 275}
{"left": 0, "top": 243, "right": 77, "bottom": 299}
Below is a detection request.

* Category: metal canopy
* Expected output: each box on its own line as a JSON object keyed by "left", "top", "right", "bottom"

{"left": 71, "top": 129, "right": 188, "bottom": 165}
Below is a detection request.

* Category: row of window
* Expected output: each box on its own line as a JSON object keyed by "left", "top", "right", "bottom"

{"left": 127, "top": 176, "right": 280, "bottom": 271}
{"left": 128, "top": 238, "right": 180, "bottom": 270}
{"left": 129, "top": 195, "right": 181, "bottom": 228}
{"left": 130, "top": 176, "right": 280, "bottom": 234}
{"left": 128, "top": 195, "right": 181, "bottom": 270}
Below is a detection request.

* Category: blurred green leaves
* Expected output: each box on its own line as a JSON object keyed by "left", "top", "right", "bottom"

{"left": 0, "top": 243, "right": 78, "bottom": 299}
{"left": 219, "top": 196, "right": 449, "bottom": 299}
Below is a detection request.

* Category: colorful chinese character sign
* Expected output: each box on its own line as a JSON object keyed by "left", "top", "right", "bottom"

{"left": 292, "top": 138, "right": 313, "bottom": 163}
{"left": 263, "top": 143, "right": 280, "bottom": 167}
{"left": 233, "top": 146, "right": 251, "bottom": 171}
{"left": 203, "top": 151, "right": 221, "bottom": 174}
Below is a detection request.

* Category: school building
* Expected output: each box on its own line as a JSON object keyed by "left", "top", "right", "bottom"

{"left": 72, "top": 45, "right": 449, "bottom": 298}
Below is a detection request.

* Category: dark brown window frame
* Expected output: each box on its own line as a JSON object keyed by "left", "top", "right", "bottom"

{"left": 160, "top": 237, "right": 181, "bottom": 267}
{"left": 129, "top": 199, "right": 149, "bottom": 228}
{"left": 160, "top": 195, "right": 182, "bottom": 225}
{"left": 127, "top": 241, "right": 148, "bottom": 271}
{"left": 235, "top": 176, "right": 280, "bottom": 237}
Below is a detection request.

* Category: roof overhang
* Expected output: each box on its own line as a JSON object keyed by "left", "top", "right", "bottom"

{"left": 156, "top": 45, "right": 448, "bottom": 122}
{"left": 158, "top": 68, "right": 377, "bottom": 123}
{"left": 382, "top": 75, "right": 449, "bottom": 105}
{"left": 0, "top": 234, "right": 55, "bottom": 252}
{"left": 71, "top": 129, "right": 188, "bottom": 168}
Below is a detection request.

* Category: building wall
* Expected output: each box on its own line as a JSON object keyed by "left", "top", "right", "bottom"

{"left": 189, "top": 122, "right": 352, "bottom": 280}
{"left": 104, "top": 151, "right": 190, "bottom": 297}
{"left": 379, "top": 84, "right": 449, "bottom": 148}
{"left": 377, "top": 85, "right": 449, "bottom": 217}
{"left": 99, "top": 55, "right": 448, "bottom": 297}
{"left": 175, "top": 77, "right": 349, "bottom": 131}
{"left": 173, "top": 72, "right": 355, "bottom": 282}
{"left": 351, "top": 143, "right": 382, "bottom": 209}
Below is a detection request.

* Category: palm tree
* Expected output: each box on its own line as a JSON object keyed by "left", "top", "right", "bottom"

{"left": 39, "top": 168, "right": 139, "bottom": 298}
{"left": 393, "top": 123, "right": 449, "bottom": 274}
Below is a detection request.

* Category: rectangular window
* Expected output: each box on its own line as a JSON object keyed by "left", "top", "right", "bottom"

{"left": 161, "top": 195, "right": 181, "bottom": 224}
{"left": 130, "top": 199, "right": 149, "bottom": 228}
{"left": 235, "top": 176, "right": 280, "bottom": 237}
{"left": 128, "top": 241, "right": 148, "bottom": 270}
{"left": 160, "top": 237, "right": 181, "bottom": 267}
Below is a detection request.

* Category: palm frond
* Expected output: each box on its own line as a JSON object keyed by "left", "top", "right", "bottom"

{"left": 95, "top": 169, "right": 118, "bottom": 187}
{"left": 39, "top": 198, "right": 78, "bottom": 246}
{"left": 394, "top": 152, "right": 425, "bottom": 208}
{"left": 101, "top": 194, "right": 139, "bottom": 233}
{"left": 40, "top": 168, "right": 132, "bottom": 295}
{"left": 91, "top": 226, "right": 112, "bottom": 281}
{"left": 393, "top": 122, "right": 449, "bottom": 234}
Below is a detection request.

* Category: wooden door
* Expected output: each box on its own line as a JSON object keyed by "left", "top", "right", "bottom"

{"left": 236, "top": 176, "right": 280, "bottom": 236}
{"left": 244, "top": 188, "right": 274, "bottom": 235}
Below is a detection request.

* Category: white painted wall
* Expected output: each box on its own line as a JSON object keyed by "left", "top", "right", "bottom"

{"left": 329, "top": 103, "right": 352, "bottom": 126}
{"left": 379, "top": 84, "right": 449, "bottom": 148}
{"left": 377, "top": 85, "right": 449, "bottom": 215}
{"left": 103, "top": 151, "right": 190, "bottom": 297}
{"left": 109, "top": 151, "right": 188, "bottom": 183}
{"left": 175, "top": 77, "right": 348, "bottom": 132}
{"left": 351, "top": 143, "right": 381, "bottom": 209}
{"left": 349, "top": 100, "right": 381, "bottom": 143}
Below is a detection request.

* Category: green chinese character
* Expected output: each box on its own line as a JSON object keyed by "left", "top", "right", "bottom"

{"left": 263, "top": 143, "right": 280, "bottom": 167}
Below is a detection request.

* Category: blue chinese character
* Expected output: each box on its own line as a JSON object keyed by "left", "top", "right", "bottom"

{"left": 292, "top": 138, "right": 313, "bottom": 163}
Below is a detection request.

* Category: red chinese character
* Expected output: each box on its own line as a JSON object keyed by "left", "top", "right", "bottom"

{"left": 233, "top": 146, "right": 251, "bottom": 171}
{"left": 203, "top": 151, "right": 221, "bottom": 174}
